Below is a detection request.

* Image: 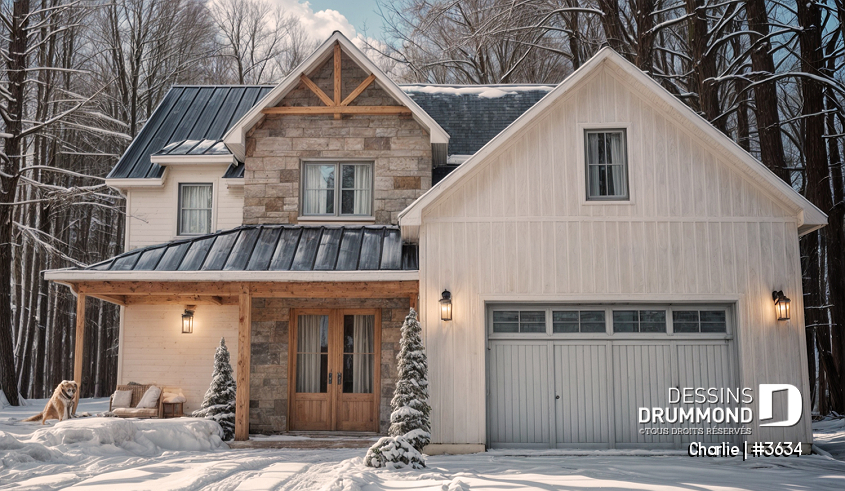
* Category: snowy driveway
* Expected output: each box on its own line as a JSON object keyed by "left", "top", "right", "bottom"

{"left": 6, "top": 447, "right": 845, "bottom": 491}
{"left": 9, "top": 449, "right": 845, "bottom": 491}
{"left": 3, "top": 399, "right": 845, "bottom": 490}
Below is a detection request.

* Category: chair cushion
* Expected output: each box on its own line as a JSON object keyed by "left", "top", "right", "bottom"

{"left": 162, "top": 391, "right": 186, "bottom": 404}
{"left": 113, "top": 407, "right": 159, "bottom": 418}
{"left": 112, "top": 389, "right": 133, "bottom": 408}
{"left": 136, "top": 385, "right": 161, "bottom": 408}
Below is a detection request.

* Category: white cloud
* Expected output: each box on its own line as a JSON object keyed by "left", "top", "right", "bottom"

{"left": 276, "top": 1, "right": 357, "bottom": 42}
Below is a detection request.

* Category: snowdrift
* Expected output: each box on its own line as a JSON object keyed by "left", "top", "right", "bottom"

{"left": 0, "top": 417, "right": 226, "bottom": 467}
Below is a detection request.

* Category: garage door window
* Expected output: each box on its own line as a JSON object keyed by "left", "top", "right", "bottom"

{"left": 672, "top": 310, "right": 727, "bottom": 333}
{"left": 612, "top": 310, "right": 666, "bottom": 333}
{"left": 493, "top": 310, "right": 546, "bottom": 333}
{"left": 552, "top": 311, "right": 605, "bottom": 333}
{"left": 489, "top": 305, "right": 730, "bottom": 337}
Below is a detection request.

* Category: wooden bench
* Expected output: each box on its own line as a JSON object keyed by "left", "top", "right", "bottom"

{"left": 109, "top": 384, "right": 163, "bottom": 418}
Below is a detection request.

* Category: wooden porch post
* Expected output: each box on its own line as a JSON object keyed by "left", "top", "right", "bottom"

{"left": 235, "top": 288, "right": 251, "bottom": 441}
{"left": 73, "top": 293, "right": 86, "bottom": 413}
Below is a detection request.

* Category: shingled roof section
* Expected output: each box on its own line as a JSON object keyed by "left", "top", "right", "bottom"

{"left": 107, "top": 85, "right": 273, "bottom": 179}
{"left": 401, "top": 85, "right": 554, "bottom": 157}
{"left": 85, "top": 225, "right": 418, "bottom": 272}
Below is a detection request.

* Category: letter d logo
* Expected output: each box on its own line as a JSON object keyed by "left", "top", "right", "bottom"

{"left": 758, "top": 384, "right": 802, "bottom": 427}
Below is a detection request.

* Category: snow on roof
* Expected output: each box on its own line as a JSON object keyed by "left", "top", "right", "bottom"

{"left": 401, "top": 84, "right": 555, "bottom": 99}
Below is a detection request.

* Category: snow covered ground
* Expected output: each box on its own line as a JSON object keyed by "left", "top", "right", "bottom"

{"left": 3, "top": 398, "right": 845, "bottom": 490}
{"left": 813, "top": 415, "right": 845, "bottom": 461}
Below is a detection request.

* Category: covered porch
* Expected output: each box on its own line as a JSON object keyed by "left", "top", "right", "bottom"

{"left": 45, "top": 225, "right": 419, "bottom": 441}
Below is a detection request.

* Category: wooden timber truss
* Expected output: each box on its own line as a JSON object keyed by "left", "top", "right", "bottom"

{"left": 261, "top": 42, "right": 411, "bottom": 120}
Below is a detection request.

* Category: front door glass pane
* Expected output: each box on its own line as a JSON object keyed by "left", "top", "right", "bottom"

{"left": 296, "top": 315, "right": 329, "bottom": 393}
{"left": 342, "top": 314, "right": 375, "bottom": 393}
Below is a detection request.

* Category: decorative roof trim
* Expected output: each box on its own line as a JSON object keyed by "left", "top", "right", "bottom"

{"left": 222, "top": 177, "right": 244, "bottom": 188}
{"left": 105, "top": 168, "right": 169, "bottom": 190}
{"left": 222, "top": 31, "right": 450, "bottom": 160}
{"left": 398, "top": 48, "right": 827, "bottom": 236}
{"left": 43, "top": 270, "right": 418, "bottom": 283}
{"left": 149, "top": 154, "right": 234, "bottom": 165}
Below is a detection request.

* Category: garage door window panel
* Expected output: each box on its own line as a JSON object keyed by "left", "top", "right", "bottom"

{"left": 493, "top": 310, "right": 546, "bottom": 333}
{"left": 673, "top": 310, "right": 727, "bottom": 333}
{"left": 552, "top": 311, "right": 606, "bottom": 333}
{"left": 612, "top": 310, "right": 667, "bottom": 333}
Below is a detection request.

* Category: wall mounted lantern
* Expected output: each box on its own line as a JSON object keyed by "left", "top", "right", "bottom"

{"left": 772, "top": 291, "right": 791, "bottom": 321}
{"left": 182, "top": 306, "right": 195, "bottom": 333}
{"left": 439, "top": 290, "right": 452, "bottom": 321}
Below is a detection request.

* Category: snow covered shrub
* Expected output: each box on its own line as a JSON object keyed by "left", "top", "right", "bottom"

{"left": 364, "top": 435, "right": 425, "bottom": 469}
{"left": 388, "top": 308, "right": 431, "bottom": 452}
{"left": 192, "top": 337, "right": 237, "bottom": 441}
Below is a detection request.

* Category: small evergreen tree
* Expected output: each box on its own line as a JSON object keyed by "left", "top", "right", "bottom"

{"left": 193, "top": 337, "right": 237, "bottom": 440}
{"left": 388, "top": 308, "right": 431, "bottom": 452}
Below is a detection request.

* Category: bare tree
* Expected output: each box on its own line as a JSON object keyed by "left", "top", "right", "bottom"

{"left": 209, "top": 0, "right": 311, "bottom": 84}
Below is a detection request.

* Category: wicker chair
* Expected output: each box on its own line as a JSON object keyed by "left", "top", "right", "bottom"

{"left": 109, "top": 384, "right": 163, "bottom": 418}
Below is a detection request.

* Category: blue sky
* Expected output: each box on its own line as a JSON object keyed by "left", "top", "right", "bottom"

{"left": 283, "top": 0, "right": 386, "bottom": 42}
{"left": 307, "top": 0, "right": 384, "bottom": 38}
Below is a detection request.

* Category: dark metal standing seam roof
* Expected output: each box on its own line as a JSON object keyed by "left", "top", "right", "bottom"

{"left": 401, "top": 85, "right": 553, "bottom": 156}
{"left": 85, "top": 225, "right": 418, "bottom": 272}
{"left": 106, "top": 83, "right": 551, "bottom": 181}
{"left": 107, "top": 85, "right": 273, "bottom": 179}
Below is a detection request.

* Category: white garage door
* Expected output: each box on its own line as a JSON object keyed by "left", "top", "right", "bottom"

{"left": 486, "top": 305, "right": 739, "bottom": 449}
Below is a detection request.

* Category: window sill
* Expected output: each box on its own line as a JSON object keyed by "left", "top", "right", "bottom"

{"left": 581, "top": 199, "right": 635, "bottom": 206}
{"left": 297, "top": 216, "right": 376, "bottom": 225}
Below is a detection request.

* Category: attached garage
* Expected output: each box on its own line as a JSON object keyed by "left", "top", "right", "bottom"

{"left": 401, "top": 48, "right": 820, "bottom": 453}
{"left": 486, "top": 304, "right": 739, "bottom": 449}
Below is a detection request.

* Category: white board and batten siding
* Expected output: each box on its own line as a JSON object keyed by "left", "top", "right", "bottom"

{"left": 120, "top": 304, "right": 238, "bottom": 414}
{"left": 415, "top": 60, "right": 812, "bottom": 449}
{"left": 124, "top": 164, "right": 243, "bottom": 250}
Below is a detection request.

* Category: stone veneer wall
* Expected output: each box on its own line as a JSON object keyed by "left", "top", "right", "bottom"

{"left": 243, "top": 50, "right": 432, "bottom": 225}
{"left": 249, "top": 297, "right": 410, "bottom": 434}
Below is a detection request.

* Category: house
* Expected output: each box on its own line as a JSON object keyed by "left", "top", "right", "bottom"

{"left": 45, "top": 32, "right": 825, "bottom": 453}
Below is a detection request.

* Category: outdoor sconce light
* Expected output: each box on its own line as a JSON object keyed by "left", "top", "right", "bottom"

{"left": 772, "top": 291, "right": 791, "bottom": 321}
{"left": 182, "top": 306, "right": 195, "bottom": 334}
{"left": 440, "top": 290, "right": 452, "bottom": 321}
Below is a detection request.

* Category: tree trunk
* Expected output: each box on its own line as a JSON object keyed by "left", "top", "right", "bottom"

{"left": 745, "top": 0, "right": 789, "bottom": 181}
{"left": 799, "top": 0, "right": 845, "bottom": 414}
{"left": 597, "top": 0, "right": 629, "bottom": 59}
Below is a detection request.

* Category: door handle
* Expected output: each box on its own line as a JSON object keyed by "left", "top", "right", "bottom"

{"left": 328, "top": 373, "right": 332, "bottom": 385}
{"left": 337, "top": 372, "right": 342, "bottom": 385}
{"left": 555, "top": 395, "right": 560, "bottom": 400}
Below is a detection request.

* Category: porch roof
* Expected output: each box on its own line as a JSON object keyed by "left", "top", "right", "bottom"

{"left": 45, "top": 225, "right": 418, "bottom": 283}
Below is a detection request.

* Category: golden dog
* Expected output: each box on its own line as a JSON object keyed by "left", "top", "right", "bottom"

{"left": 22, "top": 380, "right": 78, "bottom": 424}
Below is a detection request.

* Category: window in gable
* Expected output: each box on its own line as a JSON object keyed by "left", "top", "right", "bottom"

{"left": 178, "top": 183, "right": 212, "bottom": 235}
{"left": 302, "top": 162, "right": 373, "bottom": 217}
{"left": 585, "top": 129, "right": 629, "bottom": 200}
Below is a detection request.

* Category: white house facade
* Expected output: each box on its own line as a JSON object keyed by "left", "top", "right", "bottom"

{"left": 46, "top": 34, "right": 824, "bottom": 453}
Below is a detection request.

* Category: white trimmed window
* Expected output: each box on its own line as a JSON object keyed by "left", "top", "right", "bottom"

{"left": 489, "top": 305, "right": 729, "bottom": 337}
{"left": 585, "top": 129, "right": 629, "bottom": 200}
{"left": 302, "top": 162, "right": 373, "bottom": 217}
{"left": 178, "top": 183, "right": 212, "bottom": 235}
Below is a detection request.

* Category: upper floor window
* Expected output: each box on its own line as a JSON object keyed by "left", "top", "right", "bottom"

{"left": 178, "top": 183, "right": 212, "bottom": 235}
{"left": 302, "top": 162, "right": 373, "bottom": 217}
{"left": 585, "top": 129, "right": 628, "bottom": 200}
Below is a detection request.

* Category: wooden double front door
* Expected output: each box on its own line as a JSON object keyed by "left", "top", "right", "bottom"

{"left": 290, "top": 309, "right": 381, "bottom": 432}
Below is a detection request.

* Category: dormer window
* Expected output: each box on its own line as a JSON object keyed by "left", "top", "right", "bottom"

{"left": 585, "top": 129, "right": 629, "bottom": 200}
{"left": 178, "top": 183, "right": 213, "bottom": 235}
{"left": 302, "top": 162, "right": 373, "bottom": 217}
